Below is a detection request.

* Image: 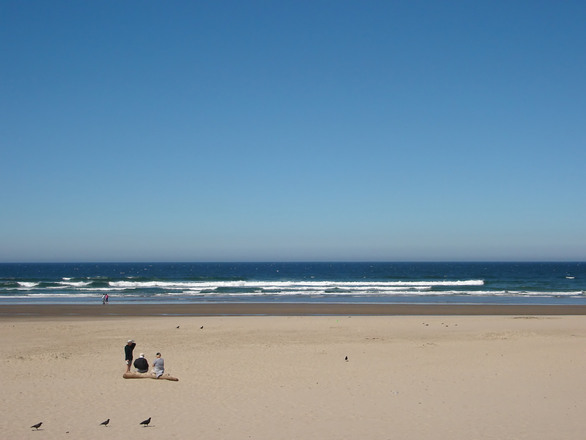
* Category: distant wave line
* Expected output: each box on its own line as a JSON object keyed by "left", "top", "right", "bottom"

{"left": 4, "top": 279, "right": 485, "bottom": 290}
{"left": 108, "top": 280, "right": 485, "bottom": 289}
{"left": 3, "top": 289, "right": 585, "bottom": 299}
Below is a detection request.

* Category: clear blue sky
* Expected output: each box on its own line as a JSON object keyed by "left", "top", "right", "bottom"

{"left": 1, "top": 1, "right": 585, "bottom": 262}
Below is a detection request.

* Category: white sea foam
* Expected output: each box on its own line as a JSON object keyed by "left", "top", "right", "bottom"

{"left": 60, "top": 281, "right": 92, "bottom": 287}
{"left": 110, "top": 281, "right": 194, "bottom": 289}
{"left": 109, "top": 279, "right": 484, "bottom": 290}
{"left": 17, "top": 293, "right": 99, "bottom": 298}
{"left": 5, "top": 278, "right": 584, "bottom": 300}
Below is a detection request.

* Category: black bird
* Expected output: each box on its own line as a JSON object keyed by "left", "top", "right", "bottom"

{"left": 200, "top": 326, "right": 204, "bottom": 329}
{"left": 176, "top": 326, "right": 180, "bottom": 329}
{"left": 100, "top": 419, "right": 110, "bottom": 426}
{"left": 31, "top": 422, "right": 43, "bottom": 430}
{"left": 140, "top": 417, "right": 151, "bottom": 427}
{"left": 345, "top": 356, "right": 348, "bottom": 362}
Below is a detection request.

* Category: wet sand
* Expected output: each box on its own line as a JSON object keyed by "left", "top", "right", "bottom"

{"left": 2, "top": 302, "right": 586, "bottom": 317}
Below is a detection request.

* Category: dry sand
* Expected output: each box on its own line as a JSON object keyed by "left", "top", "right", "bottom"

{"left": 1, "top": 305, "right": 586, "bottom": 439}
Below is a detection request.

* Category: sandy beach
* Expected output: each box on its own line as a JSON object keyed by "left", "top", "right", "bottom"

{"left": 2, "top": 304, "right": 586, "bottom": 439}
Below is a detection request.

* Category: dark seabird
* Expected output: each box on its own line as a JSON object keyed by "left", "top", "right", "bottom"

{"left": 140, "top": 417, "right": 151, "bottom": 427}
{"left": 345, "top": 356, "right": 348, "bottom": 362}
{"left": 100, "top": 419, "right": 110, "bottom": 426}
{"left": 200, "top": 326, "right": 204, "bottom": 329}
{"left": 31, "top": 422, "right": 43, "bottom": 430}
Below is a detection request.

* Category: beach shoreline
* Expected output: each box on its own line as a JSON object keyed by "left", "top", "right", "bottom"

{"left": 2, "top": 302, "right": 586, "bottom": 317}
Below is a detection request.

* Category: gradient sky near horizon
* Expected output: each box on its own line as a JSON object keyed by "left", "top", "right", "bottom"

{"left": 1, "top": 1, "right": 585, "bottom": 262}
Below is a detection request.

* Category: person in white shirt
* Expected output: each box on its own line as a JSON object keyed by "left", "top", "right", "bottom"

{"left": 152, "top": 352, "right": 165, "bottom": 378}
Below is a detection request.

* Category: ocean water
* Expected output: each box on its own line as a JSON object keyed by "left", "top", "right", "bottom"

{"left": 0, "top": 262, "right": 585, "bottom": 305}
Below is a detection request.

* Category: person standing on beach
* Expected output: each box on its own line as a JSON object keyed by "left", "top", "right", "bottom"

{"left": 125, "top": 340, "right": 136, "bottom": 373}
{"left": 152, "top": 352, "right": 164, "bottom": 378}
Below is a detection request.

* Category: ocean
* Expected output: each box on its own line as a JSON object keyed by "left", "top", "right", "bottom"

{"left": 0, "top": 262, "right": 584, "bottom": 306}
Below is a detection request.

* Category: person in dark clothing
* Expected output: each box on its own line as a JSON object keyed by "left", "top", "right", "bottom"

{"left": 125, "top": 340, "right": 136, "bottom": 373}
{"left": 133, "top": 353, "right": 149, "bottom": 373}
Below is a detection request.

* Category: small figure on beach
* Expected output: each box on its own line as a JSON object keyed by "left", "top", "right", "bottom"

{"left": 152, "top": 352, "right": 164, "bottom": 378}
{"left": 125, "top": 339, "right": 136, "bottom": 373}
{"left": 134, "top": 353, "right": 149, "bottom": 373}
{"left": 101, "top": 293, "right": 109, "bottom": 304}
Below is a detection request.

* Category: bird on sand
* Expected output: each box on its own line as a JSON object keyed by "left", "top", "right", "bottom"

{"left": 140, "top": 417, "right": 151, "bottom": 427}
{"left": 345, "top": 356, "right": 348, "bottom": 362}
{"left": 100, "top": 419, "right": 110, "bottom": 426}
{"left": 31, "top": 422, "right": 43, "bottom": 430}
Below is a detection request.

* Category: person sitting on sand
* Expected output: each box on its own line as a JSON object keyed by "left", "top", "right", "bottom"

{"left": 152, "top": 352, "right": 164, "bottom": 378}
{"left": 133, "top": 353, "right": 149, "bottom": 373}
